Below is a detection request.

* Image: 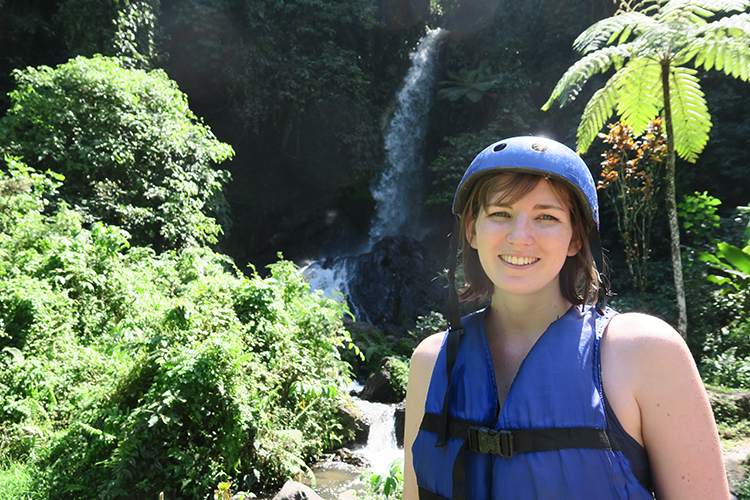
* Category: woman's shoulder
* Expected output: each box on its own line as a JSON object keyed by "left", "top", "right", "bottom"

{"left": 410, "top": 331, "right": 445, "bottom": 370}
{"left": 605, "top": 311, "right": 687, "bottom": 354}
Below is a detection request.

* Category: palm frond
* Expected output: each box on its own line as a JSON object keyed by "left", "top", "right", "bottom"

{"left": 574, "top": 13, "right": 653, "bottom": 54}
{"left": 576, "top": 70, "right": 626, "bottom": 153}
{"left": 542, "top": 45, "right": 632, "bottom": 110}
{"left": 615, "top": 59, "right": 663, "bottom": 136}
{"left": 700, "top": 12, "right": 750, "bottom": 40}
{"left": 660, "top": 0, "right": 749, "bottom": 22}
{"left": 668, "top": 66, "right": 711, "bottom": 162}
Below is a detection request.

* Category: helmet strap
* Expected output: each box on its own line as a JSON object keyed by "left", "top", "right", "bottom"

{"left": 435, "top": 217, "right": 465, "bottom": 448}
{"left": 588, "top": 225, "right": 609, "bottom": 314}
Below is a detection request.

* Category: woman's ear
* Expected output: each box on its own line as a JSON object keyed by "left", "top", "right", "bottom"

{"left": 567, "top": 235, "right": 583, "bottom": 257}
{"left": 465, "top": 215, "right": 478, "bottom": 250}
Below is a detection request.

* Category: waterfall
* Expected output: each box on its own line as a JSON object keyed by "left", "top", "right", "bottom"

{"left": 302, "top": 27, "right": 445, "bottom": 322}
{"left": 369, "top": 27, "right": 446, "bottom": 245}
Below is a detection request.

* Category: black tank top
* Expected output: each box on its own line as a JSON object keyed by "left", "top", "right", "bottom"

{"left": 603, "top": 391, "right": 654, "bottom": 493}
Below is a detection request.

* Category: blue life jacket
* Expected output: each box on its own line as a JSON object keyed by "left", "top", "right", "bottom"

{"left": 412, "top": 306, "right": 655, "bottom": 499}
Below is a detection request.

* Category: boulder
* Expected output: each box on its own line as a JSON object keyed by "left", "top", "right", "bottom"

{"left": 336, "top": 398, "right": 369, "bottom": 446}
{"left": 272, "top": 481, "right": 323, "bottom": 500}
{"left": 344, "top": 236, "right": 447, "bottom": 330}
{"left": 360, "top": 363, "right": 397, "bottom": 403}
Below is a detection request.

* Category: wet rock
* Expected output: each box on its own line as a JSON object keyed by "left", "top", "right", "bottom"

{"left": 345, "top": 236, "right": 447, "bottom": 330}
{"left": 333, "top": 447, "right": 369, "bottom": 467}
{"left": 272, "top": 480, "right": 323, "bottom": 500}
{"left": 337, "top": 398, "right": 369, "bottom": 446}
{"left": 338, "top": 490, "right": 358, "bottom": 500}
{"left": 360, "top": 362, "right": 396, "bottom": 403}
{"left": 394, "top": 400, "right": 406, "bottom": 448}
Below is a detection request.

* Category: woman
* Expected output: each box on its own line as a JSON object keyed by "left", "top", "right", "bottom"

{"left": 403, "top": 137, "right": 729, "bottom": 499}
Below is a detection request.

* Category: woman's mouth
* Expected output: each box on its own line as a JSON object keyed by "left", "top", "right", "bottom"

{"left": 500, "top": 255, "right": 539, "bottom": 266}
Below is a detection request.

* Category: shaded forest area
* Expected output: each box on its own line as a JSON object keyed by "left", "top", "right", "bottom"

{"left": 2, "top": 0, "right": 748, "bottom": 274}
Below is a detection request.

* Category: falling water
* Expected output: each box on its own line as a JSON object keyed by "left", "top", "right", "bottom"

{"left": 301, "top": 27, "right": 445, "bottom": 320}
{"left": 369, "top": 27, "right": 446, "bottom": 245}
{"left": 309, "top": 392, "right": 402, "bottom": 500}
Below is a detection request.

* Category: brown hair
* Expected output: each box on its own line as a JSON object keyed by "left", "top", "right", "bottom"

{"left": 458, "top": 172, "right": 598, "bottom": 305}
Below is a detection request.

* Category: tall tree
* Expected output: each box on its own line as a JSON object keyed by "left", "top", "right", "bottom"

{"left": 542, "top": 0, "right": 750, "bottom": 337}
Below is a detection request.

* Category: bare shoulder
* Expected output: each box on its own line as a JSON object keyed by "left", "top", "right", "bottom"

{"left": 604, "top": 312, "right": 692, "bottom": 367}
{"left": 606, "top": 311, "right": 685, "bottom": 344}
{"left": 403, "top": 332, "right": 445, "bottom": 500}
{"left": 410, "top": 332, "right": 444, "bottom": 369}
{"left": 606, "top": 312, "right": 730, "bottom": 498}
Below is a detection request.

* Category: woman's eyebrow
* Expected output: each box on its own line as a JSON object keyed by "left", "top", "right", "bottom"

{"left": 534, "top": 203, "right": 566, "bottom": 211}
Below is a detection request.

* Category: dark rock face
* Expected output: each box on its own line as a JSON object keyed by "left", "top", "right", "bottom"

{"left": 345, "top": 235, "right": 447, "bottom": 330}
{"left": 394, "top": 401, "right": 405, "bottom": 448}
{"left": 359, "top": 363, "right": 397, "bottom": 403}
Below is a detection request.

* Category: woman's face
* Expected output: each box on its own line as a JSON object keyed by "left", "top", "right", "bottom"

{"left": 467, "top": 178, "right": 582, "bottom": 300}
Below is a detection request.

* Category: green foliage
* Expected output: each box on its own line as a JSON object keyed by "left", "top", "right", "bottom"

{"left": 58, "top": 0, "right": 160, "bottom": 68}
{"left": 0, "top": 55, "right": 233, "bottom": 250}
{"left": 358, "top": 458, "right": 404, "bottom": 500}
{"left": 383, "top": 357, "right": 410, "bottom": 402}
{"left": 438, "top": 60, "right": 503, "bottom": 103}
{"left": 0, "top": 161, "right": 356, "bottom": 498}
{"left": 679, "top": 191, "right": 722, "bottom": 250}
{"left": 701, "top": 241, "right": 750, "bottom": 312}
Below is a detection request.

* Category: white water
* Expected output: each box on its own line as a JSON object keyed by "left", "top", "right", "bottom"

{"left": 369, "top": 27, "right": 446, "bottom": 245}
{"left": 354, "top": 397, "right": 402, "bottom": 473}
{"left": 310, "top": 390, "right": 403, "bottom": 500}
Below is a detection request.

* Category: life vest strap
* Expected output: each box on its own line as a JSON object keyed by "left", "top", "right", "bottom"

{"left": 421, "top": 412, "right": 621, "bottom": 456}
{"left": 418, "top": 412, "right": 622, "bottom": 500}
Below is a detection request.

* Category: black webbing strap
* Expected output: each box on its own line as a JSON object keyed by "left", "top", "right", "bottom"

{"left": 421, "top": 412, "right": 620, "bottom": 455}
{"left": 418, "top": 412, "right": 621, "bottom": 500}
{"left": 435, "top": 220, "right": 465, "bottom": 448}
{"left": 588, "top": 225, "right": 610, "bottom": 314}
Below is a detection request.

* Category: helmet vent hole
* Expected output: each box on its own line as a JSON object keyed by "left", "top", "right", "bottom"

{"left": 531, "top": 143, "right": 548, "bottom": 152}
{"left": 493, "top": 143, "right": 507, "bottom": 152}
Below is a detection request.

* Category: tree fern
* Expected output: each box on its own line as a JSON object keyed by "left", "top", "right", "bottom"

{"left": 668, "top": 67, "right": 710, "bottom": 162}
{"left": 574, "top": 13, "right": 653, "bottom": 54}
{"left": 616, "top": 60, "right": 663, "bottom": 137}
{"left": 542, "top": 0, "right": 750, "bottom": 336}
{"left": 577, "top": 75, "right": 622, "bottom": 152}
{"left": 542, "top": 45, "right": 632, "bottom": 110}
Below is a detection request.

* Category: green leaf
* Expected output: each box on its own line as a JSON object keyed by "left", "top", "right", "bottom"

{"left": 717, "top": 242, "right": 750, "bottom": 275}
{"left": 668, "top": 67, "right": 711, "bottom": 162}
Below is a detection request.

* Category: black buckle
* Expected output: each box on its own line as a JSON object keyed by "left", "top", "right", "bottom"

{"left": 468, "top": 426, "right": 514, "bottom": 457}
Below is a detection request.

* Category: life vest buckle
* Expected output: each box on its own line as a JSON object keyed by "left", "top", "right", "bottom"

{"left": 468, "top": 426, "right": 514, "bottom": 458}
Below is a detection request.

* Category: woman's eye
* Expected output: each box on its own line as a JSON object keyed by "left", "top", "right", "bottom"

{"left": 488, "top": 211, "right": 509, "bottom": 218}
{"left": 539, "top": 214, "right": 560, "bottom": 221}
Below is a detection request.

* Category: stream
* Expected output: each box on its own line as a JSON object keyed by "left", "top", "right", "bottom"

{"left": 310, "top": 390, "right": 403, "bottom": 500}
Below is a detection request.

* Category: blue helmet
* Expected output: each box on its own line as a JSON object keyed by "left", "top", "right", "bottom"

{"left": 452, "top": 136, "right": 599, "bottom": 231}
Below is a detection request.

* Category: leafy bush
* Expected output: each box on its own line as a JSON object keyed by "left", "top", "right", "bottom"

{"left": 0, "top": 160, "right": 356, "bottom": 498}
{"left": 357, "top": 458, "right": 404, "bottom": 500}
{"left": 0, "top": 55, "right": 233, "bottom": 250}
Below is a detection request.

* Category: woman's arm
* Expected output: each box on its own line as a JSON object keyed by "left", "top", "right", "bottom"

{"left": 403, "top": 333, "right": 442, "bottom": 500}
{"left": 605, "top": 313, "right": 729, "bottom": 499}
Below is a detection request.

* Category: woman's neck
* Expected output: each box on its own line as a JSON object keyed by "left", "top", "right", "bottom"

{"left": 486, "top": 288, "right": 573, "bottom": 343}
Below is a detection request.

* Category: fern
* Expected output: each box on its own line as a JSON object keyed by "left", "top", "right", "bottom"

{"left": 668, "top": 67, "right": 710, "bottom": 163}
{"left": 576, "top": 75, "right": 621, "bottom": 152}
{"left": 573, "top": 13, "right": 652, "bottom": 54}
{"left": 542, "top": 45, "right": 632, "bottom": 110}
{"left": 616, "top": 60, "right": 663, "bottom": 137}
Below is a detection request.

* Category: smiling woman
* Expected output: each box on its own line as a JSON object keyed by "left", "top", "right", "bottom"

{"left": 403, "top": 136, "right": 729, "bottom": 500}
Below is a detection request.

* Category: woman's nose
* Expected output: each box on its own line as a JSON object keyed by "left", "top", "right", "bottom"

{"left": 506, "top": 217, "right": 533, "bottom": 244}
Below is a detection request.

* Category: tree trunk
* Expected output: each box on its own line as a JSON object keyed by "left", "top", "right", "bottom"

{"left": 661, "top": 61, "right": 688, "bottom": 339}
